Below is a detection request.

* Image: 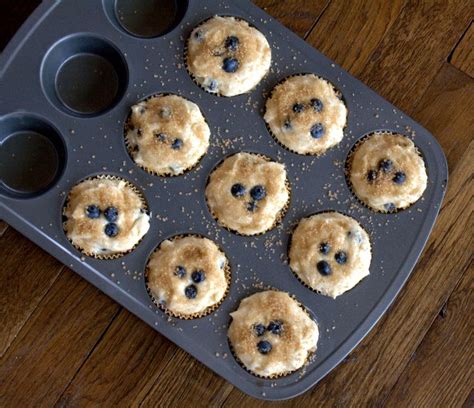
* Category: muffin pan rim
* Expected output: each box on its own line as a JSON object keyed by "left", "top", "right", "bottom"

{"left": 0, "top": 0, "right": 448, "bottom": 401}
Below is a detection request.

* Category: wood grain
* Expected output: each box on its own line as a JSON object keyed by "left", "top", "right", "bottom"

{"left": 450, "top": 22, "right": 474, "bottom": 78}
{"left": 56, "top": 310, "right": 176, "bottom": 407}
{"left": 305, "top": 0, "right": 406, "bottom": 76}
{"left": 0, "top": 270, "right": 120, "bottom": 407}
{"left": 0, "top": 1, "right": 472, "bottom": 407}
{"left": 140, "top": 349, "right": 234, "bottom": 408}
{"left": 0, "top": 228, "right": 63, "bottom": 357}
{"left": 361, "top": 0, "right": 474, "bottom": 111}
{"left": 253, "top": 0, "right": 330, "bottom": 39}
{"left": 413, "top": 63, "right": 474, "bottom": 170}
{"left": 385, "top": 260, "right": 474, "bottom": 407}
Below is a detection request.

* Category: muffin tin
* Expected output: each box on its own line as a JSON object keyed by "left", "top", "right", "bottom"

{"left": 0, "top": 0, "right": 448, "bottom": 401}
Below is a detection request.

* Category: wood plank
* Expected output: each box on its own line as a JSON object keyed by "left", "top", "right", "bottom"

{"left": 56, "top": 310, "right": 177, "bottom": 407}
{"left": 450, "top": 22, "right": 474, "bottom": 78}
{"left": 305, "top": 0, "right": 406, "bottom": 76}
{"left": 385, "top": 262, "right": 474, "bottom": 407}
{"left": 253, "top": 0, "right": 330, "bottom": 39}
{"left": 412, "top": 63, "right": 474, "bottom": 170}
{"left": 221, "top": 92, "right": 474, "bottom": 407}
{"left": 0, "top": 270, "right": 120, "bottom": 407}
{"left": 0, "top": 228, "right": 63, "bottom": 357}
{"left": 361, "top": 1, "right": 473, "bottom": 111}
{"left": 140, "top": 349, "right": 234, "bottom": 408}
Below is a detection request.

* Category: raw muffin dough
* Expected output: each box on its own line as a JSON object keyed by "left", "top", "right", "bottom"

{"left": 349, "top": 132, "right": 428, "bottom": 212}
{"left": 264, "top": 74, "right": 347, "bottom": 154}
{"left": 64, "top": 177, "right": 150, "bottom": 257}
{"left": 186, "top": 16, "right": 271, "bottom": 96}
{"left": 228, "top": 290, "right": 319, "bottom": 377}
{"left": 146, "top": 236, "right": 228, "bottom": 317}
{"left": 205, "top": 152, "right": 289, "bottom": 235}
{"left": 289, "top": 212, "right": 371, "bottom": 298}
{"left": 126, "top": 94, "right": 210, "bottom": 175}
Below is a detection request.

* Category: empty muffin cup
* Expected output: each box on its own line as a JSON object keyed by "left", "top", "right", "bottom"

{"left": 41, "top": 33, "right": 128, "bottom": 117}
{"left": 0, "top": 113, "right": 66, "bottom": 198}
{"left": 103, "top": 0, "right": 188, "bottom": 38}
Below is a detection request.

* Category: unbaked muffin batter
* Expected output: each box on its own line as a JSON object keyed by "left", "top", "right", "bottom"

{"left": 289, "top": 212, "right": 371, "bottom": 298}
{"left": 264, "top": 74, "right": 347, "bottom": 154}
{"left": 146, "top": 235, "right": 229, "bottom": 317}
{"left": 126, "top": 94, "right": 210, "bottom": 176}
{"left": 64, "top": 177, "right": 150, "bottom": 257}
{"left": 348, "top": 132, "right": 428, "bottom": 212}
{"left": 205, "top": 152, "right": 289, "bottom": 235}
{"left": 186, "top": 16, "right": 271, "bottom": 96}
{"left": 228, "top": 290, "right": 319, "bottom": 377}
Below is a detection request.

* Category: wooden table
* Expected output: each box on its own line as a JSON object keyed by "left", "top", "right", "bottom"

{"left": 1, "top": 1, "right": 472, "bottom": 407}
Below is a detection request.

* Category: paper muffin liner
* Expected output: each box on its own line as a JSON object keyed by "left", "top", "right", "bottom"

{"left": 227, "top": 288, "right": 318, "bottom": 379}
{"left": 345, "top": 131, "right": 426, "bottom": 214}
{"left": 144, "top": 233, "right": 231, "bottom": 320}
{"left": 286, "top": 210, "right": 373, "bottom": 296}
{"left": 263, "top": 73, "right": 348, "bottom": 157}
{"left": 184, "top": 15, "right": 272, "bottom": 97}
{"left": 62, "top": 174, "right": 150, "bottom": 260}
{"left": 204, "top": 152, "right": 291, "bottom": 237}
{"left": 124, "top": 93, "right": 210, "bottom": 177}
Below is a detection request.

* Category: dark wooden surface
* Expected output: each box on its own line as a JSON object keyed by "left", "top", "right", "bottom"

{"left": 1, "top": 1, "right": 473, "bottom": 407}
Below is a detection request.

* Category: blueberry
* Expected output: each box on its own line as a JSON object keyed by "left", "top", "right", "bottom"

{"left": 104, "top": 207, "right": 118, "bottom": 222}
{"left": 367, "top": 170, "right": 377, "bottom": 182}
{"left": 184, "top": 284, "right": 197, "bottom": 299}
{"left": 317, "top": 260, "right": 331, "bottom": 276}
{"left": 267, "top": 320, "right": 283, "bottom": 335}
{"left": 254, "top": 323, "right": 266, "bottom": 337}
{"left": 139, "top": 107, "right": 146, "bottom": 114}
{"left": 222, "top": 57, "right": 239, "bottom": 73}
{"left": 310, "top": 123, "right": 324, "bottom": 139}
{"left": 225, "top": 35, "right": 239, "bottom": 51}
{"left": 393, "top": 171, "right": 406, "bottom": 184}
{"left": 136, "top": 128, "right": 142, "bottom": 137}
{"left": 171, "top": 138, "right": 183, "bottom": 150}
{"left": 379, "top": 159, "right": 393, "bottom": 173}
{"left": 293, "top": 103, "right": 305, "bottom": 113}
{"left": 247, "top": 201, "right": 257, "bottom": 212}
{"left": 250, "top": 185, "right": 266, "bottom": 201}
{"left": 194, "top": 30, "right": 203, "bottom": 41}
{"left": 104, "top": 223, "right": 119, "bottom": 237}
{"left": 310, "top": 98, "right": 323, "bottom": 112}
{"left": 283, "top": 119, "right": 292, "bottom": 130}
{"left": 175, "top": 265, "right": 186, "bottom": 278}
{"left": 335, "top": 251, "right": 348, "bottom": 264}
{"left": 320, "top": 242, "right": 330, "bottom": 255}
{"left": 257, "top": 340, "right": 272, "bottom": 355}
{"left": 86, "top": 205, "right": 100, "bottom": 219}
{"left": 231, "top": 183, "right": 246, "bottom": 197}
{"left": 191, "top": 270, "right": 206, "bottom": 283}
{"left": 155, "top": 132, "right": 167, "bottom": 141}
{"left": 384, "top": 202, "right": 396, "bottom": 212}
{"left": 208, "top": 79, "right": 218, "bottom": 91}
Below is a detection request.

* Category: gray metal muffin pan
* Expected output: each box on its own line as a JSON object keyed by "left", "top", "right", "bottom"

{"left": 0, "top": 0, "right": 448, "bottom": 401}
